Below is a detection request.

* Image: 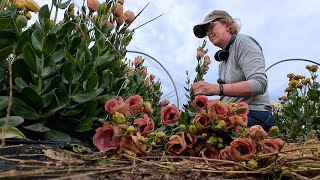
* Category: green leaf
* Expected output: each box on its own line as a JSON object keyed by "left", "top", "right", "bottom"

{"left": 0, "top": 46, "right": 13, "bottom": 66}
{"left": 11, "top": 97, "right": 40, "bottom": 120}
{"left": 39, "top": 5, "right": 50, "bottom": 27}
{"left": 0, "top": 116, "right": 24, "bottom": 127}
{"left": 0, "top": 31, "right": 16, "bottom": 49}
{"left": 62, "top": 62, "right": 73, "bottom": 84}
{"left": 15, "top": 77, "right": 29, "bottom": 90}
{"left": 0, "top": 126, "right": 26, "bottom": 139}
{"left": 22, "top": 43, "right": 38, "bottom": 73}
{"left": 74, "top": 118, "right": 93, "bottom": 132}
{"left": 45, "top": 130, "right": 71, "bottom": 141}
{"left": 71, "top": 88, "right": 104, "bottom": 103}
{"left": 21, "top": 87, "right": 44, "bottom": 109}
{"left": 64, "top": 47, "right": 74, "bottom": 62}
{"left": 31, "top": 30, "right": 43, "bottom": 54}
{"left": 42, "top": 55, "right": 56, "bottom": 77}
{"left": 79, "top": 62, "right": 94, "bottom": 83}
{"left": 59, "top": 0, "right": 71, "bottom": 9}
{"left": 0, "top": 96, "right": 8, "bottom": 111}
{"left": 42, "top": 89, "right": 56, "bottom": 107}
{"left": 180, "top": 111, "right": 188, "bottom": 126}
{"left": 24, "top": 123, "right": 50, "bottom": 132}
{"left": 96, "top": 54, "right": 115, "bottom": 67}
{"left": 16, "top": 28, "right": 32, "bottom": 54}
{"left": 43, "top": 34, "right": 58, "bottom": 55}
{"left": 41, "top": 105, "right": 65, "bottom": 119}
{"left": 51, "top": 47, "right": 65, "bottom": 62}
{"left": 87, "top": 72, "right": 99, "bottom": 90}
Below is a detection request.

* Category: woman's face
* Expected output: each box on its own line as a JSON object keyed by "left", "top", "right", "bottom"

{"left": 206, "top": 20, "right": 230, "bottom": 49}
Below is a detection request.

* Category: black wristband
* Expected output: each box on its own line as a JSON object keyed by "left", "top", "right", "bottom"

{"left": 219, "top": 84, "right": 224, "bottom": 96}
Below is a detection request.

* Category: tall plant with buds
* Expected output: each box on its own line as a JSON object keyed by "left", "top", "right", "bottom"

{"left": 273, "top": 65, "right": 320, "bottom": 141}
{"left": 0, "top": 0, "right": 161, "bottom": 142}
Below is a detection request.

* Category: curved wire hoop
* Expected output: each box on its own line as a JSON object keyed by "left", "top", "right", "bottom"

{"left": 126, "top": 50, "right": 180, "bottom": 108}
{"left": 266, "top": 58, "right": 320, "bottom": 72}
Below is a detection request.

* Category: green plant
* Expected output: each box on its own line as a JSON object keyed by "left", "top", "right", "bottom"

{"left": 0, "top": 0, "right": 162, "bottom": 142}
{"left": 273, "top": 65, "right": 320, "bottom": 142}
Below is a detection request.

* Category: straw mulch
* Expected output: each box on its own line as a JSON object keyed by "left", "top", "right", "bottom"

{"left": 0, "top": 141, "right": 319, "bottom": 180}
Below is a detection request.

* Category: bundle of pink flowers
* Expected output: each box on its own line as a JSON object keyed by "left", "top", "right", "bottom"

{"left": 93, "top": 94, "right": 284, "bottom": 163}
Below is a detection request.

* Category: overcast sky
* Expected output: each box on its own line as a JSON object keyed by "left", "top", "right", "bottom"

{"left": 35, "top": 0, "right": 320, "bottom": 108}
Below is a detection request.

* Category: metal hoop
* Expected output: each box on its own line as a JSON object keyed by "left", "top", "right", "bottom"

{"left": 126, "top": 50, "right": 180, "bottom": 108}
{"left": 266, "top": 59, "right": 320, "bottom": 72}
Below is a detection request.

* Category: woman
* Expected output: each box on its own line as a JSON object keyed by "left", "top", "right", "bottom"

{"left": 192, "top": 10, "right": 274, "bottom": 131}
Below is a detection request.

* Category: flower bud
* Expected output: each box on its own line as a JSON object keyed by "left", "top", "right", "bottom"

{"left": 201, "top": 133, "right": 207, "bottom": 139}
{"left": 269, "top": 126, "right": 279, "bottom": 134}
{"left": 159, "top": 100, "right": 170, "bottom": 107}
{"left": 25, "top": 12, "right": 32, "bottom": 20}
{"left": 112, "top": 111, "right": 126, "bottom": 124}
{"left": 113, "top": 3, "right": 123, "bottom": 17}
{"left": 212, "top": 124, "right": 222, "bottom": 132}
{"left": 134, "top": 56, "right": 144, "bottom": 67}
{"left": 127, "top": 125, "right": 136, "bottom": 134}
{"left": 87, "top": 0, "right": 100, "bottom": 12}
{"left": 218, "top": 120, "right": 226, "bottom": 129}
{"left": 117, "top": 0, "right": 124, "bottom": 5}
{"left": 189, "top": 125, "right": 197, "bottom": 133}
{"left": 179, "top": 124, "right": 186, "bottom": 131}
{"left": 247, "top": 160, "right": 258, "bottom": 169}
{"left": 156, "top": 131, "right": 166, "bottom": 139}
{"left": 116, "top": 14, "right": 126, "bottom": 26}
{"left": 124, "top": 10, "right": 135, "bottom": 24}
{"left": 203, "top": 55, "right": 211, "bottom": 65}
{"left": 149, "top": 74, "right": 155, "bottom": 81}
{"left": 216, "top": 143, "right": 224, "bottom": 149}
{"left": 143, "top": 101, "right": 154, "bottom": 114}
{"left": 206, "top": 136, "right": 217, "bottom": 146}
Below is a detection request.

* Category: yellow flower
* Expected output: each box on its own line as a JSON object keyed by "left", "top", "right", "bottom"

{"left": 15, "top": 0, "right": 40, "bottom": 12}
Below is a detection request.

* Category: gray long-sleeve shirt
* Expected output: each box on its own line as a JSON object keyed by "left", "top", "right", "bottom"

{"left": 219, "top": 34, "right": 272, "bottom": 111}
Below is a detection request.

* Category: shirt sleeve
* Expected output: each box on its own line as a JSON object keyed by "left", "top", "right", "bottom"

{"left": 236, "top": 35, "right": 268, "bottom": 96}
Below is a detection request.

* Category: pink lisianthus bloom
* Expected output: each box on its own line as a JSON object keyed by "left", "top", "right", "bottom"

{"left": 223, "top": 116, "right": 237, "bottom": 130}
{"left": 125, "top": 95, "right": 144, "bottom": 113}
{"left": 207, "top": 100, "right": 229, "bottom": 120}
{"left": 192, "top": 111, "right": 210, "bottom": 132}
{"left": 193, "top": 95, "right": 208, "bottom": 111}
{"left": 133, "top": 114, "right": 155, "bottom": 136}
{"left": 229, "top": 115, "right": 244, "bottom": 125}
{"left": 185, "top": 132, "right": 197, "bottom": 149}
{"left": 93, "top": 123, "right": 122, "bottom": 152}
{"left": 199, "top": 147, "right": 220, "bottom": 159}
{"left": 161, "top": 104, "right": 180, "bottom": 126}
{"left": 121, "top": 134, "right": 152, "bottom": 156}
{"left": 228, "top": 138, "right": 256, "bottom": 161}
{"left": 105, "top": 96, "right": 129, "bottom": 115}
{"left": 165, "top": 132, "right": 186, "bottom": 155}
{"left": 258, "top": 138, "right": 285, "bottom": 154}
{"left": 219, "top": 146, "right": 232, "bottom": 160}
{"left": 249, "top": 125, "right": 268, "bottom": 142}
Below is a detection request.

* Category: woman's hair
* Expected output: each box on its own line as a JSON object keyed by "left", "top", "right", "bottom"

{"left": 219, "top": 18, "right": 241, "bottom": 34}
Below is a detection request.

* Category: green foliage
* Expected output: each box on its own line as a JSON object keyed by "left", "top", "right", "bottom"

{"left": 0, "top": 0, "right": 162, "bottom": 142}
{"left": 273, "top": 65, "right": 320, "bottom": 142}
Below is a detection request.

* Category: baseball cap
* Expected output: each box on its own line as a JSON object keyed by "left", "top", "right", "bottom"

{"left": 193, "top": 10, "right": 233, "bottom": 38}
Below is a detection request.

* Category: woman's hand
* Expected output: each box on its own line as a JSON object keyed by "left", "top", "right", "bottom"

{"left": 192, "top": 81, "right": 218, "bottom": 96}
